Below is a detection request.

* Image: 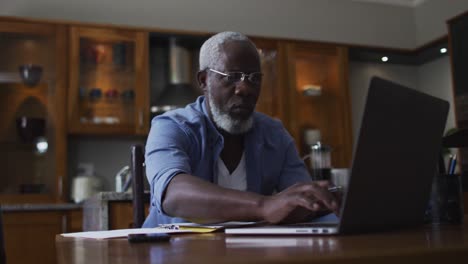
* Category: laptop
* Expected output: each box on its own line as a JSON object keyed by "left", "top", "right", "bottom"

{"left": 226, "top": 76, "right": 449, "bottom": 235}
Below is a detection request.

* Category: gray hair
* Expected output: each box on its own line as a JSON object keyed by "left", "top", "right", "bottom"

{"left": 199, "top": 31, "right": 258, "bottom": 71}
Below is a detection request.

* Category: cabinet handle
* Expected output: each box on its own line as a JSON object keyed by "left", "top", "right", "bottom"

{"left": 138, "top": 109, "right": 144, "bottom": 128}
{"left": 62, "top": 214, "right": 68, "bottom": 233}
{"left": 58, "top": 176, "right": 63, "bottom": 198}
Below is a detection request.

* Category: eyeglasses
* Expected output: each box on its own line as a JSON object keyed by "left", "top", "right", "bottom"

{"left": 208, "top": 68, "right": 263, "bottom": 85}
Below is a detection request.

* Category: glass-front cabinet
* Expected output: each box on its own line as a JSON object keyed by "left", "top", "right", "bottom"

{"left": 0, "top": 19, "right": 67, "bottom": 203}
{"left": 286, "top": 42, "right": 353, "bottom": 168}
{"left": 251, "top": 38, "right": 286, "bottom": 122}
{"left": 68, "top": 26, "right": 149, "bottom": 135}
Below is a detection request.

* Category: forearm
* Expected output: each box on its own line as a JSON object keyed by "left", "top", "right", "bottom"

{"left": 162, "top": 174, "right": 265, "bottom": 223}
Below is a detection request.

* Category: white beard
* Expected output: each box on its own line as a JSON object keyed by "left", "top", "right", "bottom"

{"left": 208, "top": 92, "right": 253, "bottom": 135}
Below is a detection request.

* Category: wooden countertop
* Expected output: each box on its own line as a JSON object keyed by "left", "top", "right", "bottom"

{"left": 56, "top": 217, "right": 468, "bottom": 264}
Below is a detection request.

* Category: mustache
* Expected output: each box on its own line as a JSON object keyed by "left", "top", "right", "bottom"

{"left": 231, "top": 99, "right": 256, "bottom": 108}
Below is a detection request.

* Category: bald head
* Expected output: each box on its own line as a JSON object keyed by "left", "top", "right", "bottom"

{"left": 199, "top": 31, "right": 258, "bottom": 71}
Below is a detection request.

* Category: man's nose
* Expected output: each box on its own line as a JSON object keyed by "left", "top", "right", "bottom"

{"left": 234, "top": 80, "right": 256, "bottom": 96}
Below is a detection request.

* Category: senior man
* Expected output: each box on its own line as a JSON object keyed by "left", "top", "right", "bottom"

{"left": 143, "top": 31, "right": 339, "bottom": 227}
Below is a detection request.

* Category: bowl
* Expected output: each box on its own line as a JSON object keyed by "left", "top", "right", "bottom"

{"left": 16, "top": 116, "right": 45, "bottom": 143}
{"left": 18, "top": 64, "right": 43, "bottom": 87}
{"left": 19, "top": 183, "right": 46, "bottom": 194}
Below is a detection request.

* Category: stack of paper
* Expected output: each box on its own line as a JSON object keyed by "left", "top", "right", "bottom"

{"left": 61, "top": 228, "right": 189, "bottom": 239}
{"left": 61, "top": 221, "right": 257, "bottom": 239}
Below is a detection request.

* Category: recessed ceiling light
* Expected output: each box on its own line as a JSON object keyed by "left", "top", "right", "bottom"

{"left": 381, "top": 56, "right": 389, "bottom": 62}
{"left": 440, "top": 48, "right": 447, "bottom": 54}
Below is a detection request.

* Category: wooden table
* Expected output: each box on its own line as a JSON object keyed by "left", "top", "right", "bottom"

{"left": 56, "top": 218, "right": 468, "bottom": 264}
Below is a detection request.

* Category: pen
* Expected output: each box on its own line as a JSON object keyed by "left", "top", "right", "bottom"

{"left": 447, "top": 154, "right": 453, "bottom": 174}
{"left": 449, "top": 154, "right": 457, "bottom": 175}
{"left": 328, "top": 186, "right": 343, "bottom": 193}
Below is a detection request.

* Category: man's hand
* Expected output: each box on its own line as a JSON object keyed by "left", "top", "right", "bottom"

{"left": 259, "top": 181, "right": 340, "bottom": 224}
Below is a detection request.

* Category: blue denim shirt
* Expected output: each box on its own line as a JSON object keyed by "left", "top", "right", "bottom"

{"left": 143, "top": 96, "right": 311, "bottom": 227}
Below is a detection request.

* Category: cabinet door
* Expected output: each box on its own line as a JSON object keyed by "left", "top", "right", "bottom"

{"left": 0, "top": 19, "right": 67, "bottom": 203}
{"left": 68, "top": 27, "right": 149, "bottom": 135}
{"left": 3, "top": 210, "right": 82, "bottom": 264}
{"left": 252, "top": 38, "right": 287, "bottom": 122}
{"left": 448, "top": 12, "right": 468, "bottom": 183}
{"left": 286, "top": 42, "right": 353, "bottom": 168}
{"left": 108, "top": 201, "right": 149, "bottom": 229}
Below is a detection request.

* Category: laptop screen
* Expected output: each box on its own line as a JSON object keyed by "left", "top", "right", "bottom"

{"left": 339, "top": 76, "right": 449, "bottom": 234}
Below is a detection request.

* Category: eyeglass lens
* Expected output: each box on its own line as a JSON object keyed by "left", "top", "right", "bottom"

{"left": 227, "top": 72, "right": 262, "bottom": 84}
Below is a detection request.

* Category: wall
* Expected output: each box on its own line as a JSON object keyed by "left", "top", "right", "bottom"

{"left": 417, "top": 56, "right": 456, "bottom": 131}
{"left": 68, "top": 137, "right": 145, "bottom": 195}
{"left": 1, "top": 0, "right": 415, "bottom": 48}
{"left": 4, "top": 0, "right": 468, "bottom": 49}
{"left": 415, "top": 0, "right": 468, "bottom": 46}
{"left": 349, "top": 61, "right": 419, "bottom": 146}
{"left": 348, "top": 55, "right": 455, "bottom": 152}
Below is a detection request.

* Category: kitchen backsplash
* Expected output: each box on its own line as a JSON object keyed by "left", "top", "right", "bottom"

{"left": 68, "top": 136, "right": 145, "bottom": 200}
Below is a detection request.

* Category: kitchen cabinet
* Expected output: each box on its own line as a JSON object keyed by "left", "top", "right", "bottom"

{"left": 1, "top": 15, "right": 355, "bottom": 204}
{"left": 251, "top": 38, "right": 353, "bottom": 169}
{"left": 448, "top": 11, "right": 468, "bottom": 128}
{"left": 108, "top": 201, "right": 149, "bottom": 229}
{"left": 3, "top": 209, "right": 82, "bottom": 264}
{"left": 252, "top": 38, "right": 288, "bottom": 123}
{"left": 68, "top": 26, "right": 149, "bottom": 135}
{"left": 448, "top": 11, "right": 468, "bottom": 189}
{"left": 0, "top": 18, "right": 68, "bottom": 203}
{"left": 285, "top": 42, "right": 353, "bottom": 168}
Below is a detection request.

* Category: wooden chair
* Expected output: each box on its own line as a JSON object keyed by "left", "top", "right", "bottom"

{"left": 130, "top": 144, "right": 150, "bottom": 228}
{"left": 0, "top": 206, "right": 6, "bottom": 264}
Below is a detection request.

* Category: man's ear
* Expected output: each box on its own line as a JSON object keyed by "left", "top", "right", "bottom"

{"left": 197, "top": 71, "right": 208, "bottom": 93}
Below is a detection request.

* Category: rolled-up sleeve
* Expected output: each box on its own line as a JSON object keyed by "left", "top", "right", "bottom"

{"left": 145, "top": 116, "right": 194, "bottom": 214}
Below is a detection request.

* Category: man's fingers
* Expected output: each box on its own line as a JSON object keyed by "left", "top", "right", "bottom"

{"left": 296, "top": 196, "right": 323, "bottom": 212}
{"left": 297, "top": 183, "right": 339, "bottom": 211}
{"left": 281, "top": 182, "right": 341, "bottom": 216}
{"left": 314, "top": 180, "right": 332, "bottom": 188}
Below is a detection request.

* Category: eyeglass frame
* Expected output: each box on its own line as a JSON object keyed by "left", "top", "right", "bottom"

{"left": 207, "top": 68, "right": 263, "bottom": 85}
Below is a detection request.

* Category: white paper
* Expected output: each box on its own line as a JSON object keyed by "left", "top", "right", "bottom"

{"left": 61, "top": 221, "right": 259, "bottom": 240}
{"left": 61, "top": 228, "right": 188, "bottom": 239}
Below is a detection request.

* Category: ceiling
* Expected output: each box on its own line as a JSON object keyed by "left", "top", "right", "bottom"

{"left": 349, "top": 0, "right": 427, "bottom": 7}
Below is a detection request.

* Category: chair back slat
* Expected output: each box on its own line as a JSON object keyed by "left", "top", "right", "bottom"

{"left": 1, "top": 207, "right": 6, "bottom": 264}
{"left": 131, "top": 145, "right": 146, "bottom": 228}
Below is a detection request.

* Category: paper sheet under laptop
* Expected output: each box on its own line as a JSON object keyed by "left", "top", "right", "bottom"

{"left": 61, "top": 221, "right": 257, "bottom": 239}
